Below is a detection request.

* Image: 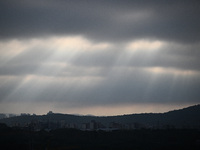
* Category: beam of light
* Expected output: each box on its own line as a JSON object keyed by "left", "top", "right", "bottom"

{"left": 1, "top": 36, "right": 199, "bottom": 115}
{"left": 141, "top": 66, "right": 200, "bottom": 103}
{"left": 0, "top": 40, "right": 28, "bottom": 65}
{"left": 0, "top": 36, "right": 111, "bottom": 103}
{"left": 3, "top": 75, "right": 38, "bottom": 102}
{"left": 113, "top": 39, "right": 166, "bottom": 68}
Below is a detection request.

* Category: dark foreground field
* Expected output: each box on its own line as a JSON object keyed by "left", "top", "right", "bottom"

{"left": 0, "top": 124, "right": 200, "bottom": 150}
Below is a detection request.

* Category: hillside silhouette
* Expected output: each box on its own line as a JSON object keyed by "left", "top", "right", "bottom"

{"left": 0, "top": 104, "right": 200, "bottom": 130}
{"left": 0, "top": 104, "right": 200, "bottom": 150}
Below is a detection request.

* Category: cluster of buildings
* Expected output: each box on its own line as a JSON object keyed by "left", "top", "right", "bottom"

{"left": 0, "top": 113, "right": 17, "bottom": 119}
{"left": 9, "top": 119, "right": 144, "bottom": 132}
{"left": 0, "top": 112, "right": 145, "bottom": 131}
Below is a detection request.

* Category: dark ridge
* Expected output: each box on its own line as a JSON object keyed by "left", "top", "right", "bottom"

{"left": 0, "top": 104, "right": 200, "bottom": 130}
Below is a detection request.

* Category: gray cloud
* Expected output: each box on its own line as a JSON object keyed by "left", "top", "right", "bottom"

{"left": 0, "top": 40, "right": 200, "bottom": 77}
{"left": 0, "top": 0, "right": 200, "bottom": 114}
{"left": 1, "top": 67, "right": 199, "bottom": 107}
{"left": 0, "top": 0, "right": 200, "bottom": 43}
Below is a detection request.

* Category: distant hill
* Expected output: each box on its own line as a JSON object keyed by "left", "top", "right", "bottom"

{"left": 0, "top": 104, "right": 200, "bottom": 129}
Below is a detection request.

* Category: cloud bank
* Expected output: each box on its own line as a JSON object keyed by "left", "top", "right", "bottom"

{"left": 1, "top": 0, "right": 200, "bottom": 43}
{"left": 0, "top": 0, "right": 199, "bottom": 115}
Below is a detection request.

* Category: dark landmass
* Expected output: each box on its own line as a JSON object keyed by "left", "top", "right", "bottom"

{"left": 0, "top": 104, "right": 200, "bottom": 130}
{"left": 0, "top": 124, "right": 200, "bottom": 150}
{"left": 0, "top": 104, "right": 200, "bottom": 149}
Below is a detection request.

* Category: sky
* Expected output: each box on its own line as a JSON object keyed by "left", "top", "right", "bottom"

{"left": 0, "top": 0, "right": 200, "bottom": 116}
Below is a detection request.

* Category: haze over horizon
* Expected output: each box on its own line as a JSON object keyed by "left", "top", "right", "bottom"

{"left": 0, "top": 0, "right": 200, "bottom": 116}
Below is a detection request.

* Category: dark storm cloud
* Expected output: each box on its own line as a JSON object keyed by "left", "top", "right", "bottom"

{"left": 0, "top": 0, "right": 200, "bottom": 43}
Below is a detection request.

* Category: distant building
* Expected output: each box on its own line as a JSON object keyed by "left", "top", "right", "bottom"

{"left": 0, "top": 114, "right": 7, "bottom": 119}
{"left": 47, "top": 111, "right": 53, "bottom": 115}
{"left": 20, "top": 113, "right": 30, "bottom": 116}
{"left": 68, "top": 123, "right": 76, "bottom": 129}
{"left": 109, "top": 122, "right": 122, "bottom": 130}
{"left": 8, "top": 114, "right": 17, "bottom": 118}
{"left": 59, "top": 120, "right": 66, "bottom": 128}
{"left": 90, "top": 120, "right": 96, "bottom": 130}
{"left": 81, "top": 123, "right": 90, "bottom": 130}
{"left": 81, "top": 120, "right": 105, "bottom": 131}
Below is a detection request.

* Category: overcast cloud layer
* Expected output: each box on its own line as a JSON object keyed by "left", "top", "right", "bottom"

{"left": 0, "top": 0, "right": 200, "bottom": 115}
